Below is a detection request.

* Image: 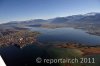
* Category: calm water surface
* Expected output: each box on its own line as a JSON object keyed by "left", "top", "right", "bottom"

{"left": 29, "top": 27, "right": 100, "bottom": 45}
{"left": 0, "top": 27, "right": 100, "bottom": 66}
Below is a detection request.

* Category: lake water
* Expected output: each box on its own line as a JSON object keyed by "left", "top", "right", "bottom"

{"left": 0, "top": 27, "right": 100, "bottom": 66}
{"left": 29, "top": 27, "right": 100, "bottom": 45}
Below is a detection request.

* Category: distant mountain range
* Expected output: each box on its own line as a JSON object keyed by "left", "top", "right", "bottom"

{"left": 50, "top": 12, "right": 100, "bottom": 23}
{"left": 0, "top": 12, "right": 100, "bottom": 30}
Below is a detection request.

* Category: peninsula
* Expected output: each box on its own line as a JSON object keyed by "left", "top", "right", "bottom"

{"left": 0, "top": 29, "right": 40, "bottom": 48}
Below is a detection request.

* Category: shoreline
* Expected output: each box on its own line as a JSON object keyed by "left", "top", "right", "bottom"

{"left": 0, "top": 29, "right": 40, "bottom": 48}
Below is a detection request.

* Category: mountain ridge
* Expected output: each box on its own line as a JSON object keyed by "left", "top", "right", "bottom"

{"left": 0, "top": 12, "right": 100, "bottom": 30}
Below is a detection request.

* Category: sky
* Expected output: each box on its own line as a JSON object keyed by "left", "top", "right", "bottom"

{"left": 0, "top": 0, "right": 100, "bottom": 23}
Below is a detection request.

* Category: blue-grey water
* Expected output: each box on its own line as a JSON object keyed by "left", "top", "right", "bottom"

{"left": 29, "top": 27, "right": 100, "bottom": 45}
{"left": 1, "top": 27, "right": 100, "bottom": 66}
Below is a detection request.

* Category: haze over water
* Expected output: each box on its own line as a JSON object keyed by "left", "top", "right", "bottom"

{"left": 28, "top": 27, "right": 100, "bottom": 45}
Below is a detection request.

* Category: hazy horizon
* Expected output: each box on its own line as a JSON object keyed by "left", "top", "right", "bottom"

{"left": 0, "top": 0, "right": 100, "bottom": 23}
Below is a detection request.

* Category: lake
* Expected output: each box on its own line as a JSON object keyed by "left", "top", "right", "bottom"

{"left": 28, "top": 27, "right": 100, "bottom": 45}
{"left": 0, "top": 27, "right": 100, "bottom": 66}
